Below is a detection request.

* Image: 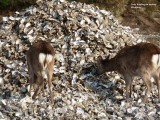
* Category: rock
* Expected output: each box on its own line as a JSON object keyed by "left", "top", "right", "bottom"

{"left": 21, "top": 87, "right": 28, "bottom": 95}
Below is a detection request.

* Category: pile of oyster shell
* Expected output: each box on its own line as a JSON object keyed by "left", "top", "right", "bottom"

{"left": 0, "top": 0, "right": 159, "bottom": 119}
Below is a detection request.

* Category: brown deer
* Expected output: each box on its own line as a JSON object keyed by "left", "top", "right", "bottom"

{"left": 27, "top": 40, "right": 54, "bottom": 103}
{"left": 96, "top": 42, "right": 160, "bottom": 102}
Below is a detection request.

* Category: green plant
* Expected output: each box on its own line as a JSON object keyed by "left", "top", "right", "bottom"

{"left": 0, "top": 0, "right": 37, "bottom": 9}
{"left": 0, "top": 0, "right": 10, "bottom": 8}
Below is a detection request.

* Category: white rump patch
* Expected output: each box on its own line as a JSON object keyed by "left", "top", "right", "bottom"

{"left": 39, "top": 53, "right": 53, "bottom": 69}
{"left": 39, "top": 53, "right": 53, "bottom": 79}
{"left": 46, "top": 54, "right": 53, "bottom": 63}
{"left": 39, "top": 53, "right": 46, "bottom": 66}
{"left": 152, "top": 54, "right": 160, "bottom": 69}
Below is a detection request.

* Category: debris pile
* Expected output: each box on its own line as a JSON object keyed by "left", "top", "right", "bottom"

{"left": 0, "top": 0, "right": 159, "bottom": 119}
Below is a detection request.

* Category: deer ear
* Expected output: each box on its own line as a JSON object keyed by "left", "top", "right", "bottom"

{"left": 97, "top": 56, "right": 102, "bottom": 62}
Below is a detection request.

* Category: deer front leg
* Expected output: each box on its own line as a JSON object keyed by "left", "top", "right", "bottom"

{"left": 124, "top": 75, "right": 132, "bottom": 100}
{"left": 129, "top": 80, "right": 133, "bottom": 98}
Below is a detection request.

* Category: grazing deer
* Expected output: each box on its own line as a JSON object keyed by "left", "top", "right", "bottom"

{"left": 27, "top": 40, "right": 54, "bottom": 103}
{"left": 96, "top": 43, "right": 160, "bottom": 102}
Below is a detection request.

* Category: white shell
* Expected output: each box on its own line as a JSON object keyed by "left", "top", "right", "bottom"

{"left": 9, "top": 16, "right": 15, "bottom": 20}
{"left": 0, "top": 77, "right": 4, "bottom": 86}
{"left": 2, "top": 17, "right": 8, "bottom": 22}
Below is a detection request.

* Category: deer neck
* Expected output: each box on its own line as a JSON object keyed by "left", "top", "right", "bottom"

{"left": 103, "top": 58, "right": 118, "bottom": 72}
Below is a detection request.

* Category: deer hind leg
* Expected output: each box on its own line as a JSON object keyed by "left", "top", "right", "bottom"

{"left": 153, "top": 73, "right": 160, "bottom": 101}
{"left": 141, "top": 73, "right": 152, "bottom": 103}
{"left": 32, "top": 76, "right": 44, "bottom": 99}
{"left": 158, "top": 75, "right": 160, "bottom": 101}
{"left": 42, "top": 81, "right": 45, "bottom": 96}
{"left": 47, "top": 64, "right": 53, "bottom": 103}
{"left": 158, "top": 76, "right": 160, "bottom": 101}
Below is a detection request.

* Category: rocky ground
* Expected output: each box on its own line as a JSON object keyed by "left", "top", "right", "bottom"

{"left": 0, "top": 0, "right": 160, "bottom": 119}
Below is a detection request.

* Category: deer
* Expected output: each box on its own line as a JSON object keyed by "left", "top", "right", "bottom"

{"left": 95, "top": 42, "right": 160, "bottom": 102}
{"left": 27, "top": 40, "right": 54, "bottom": 103}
